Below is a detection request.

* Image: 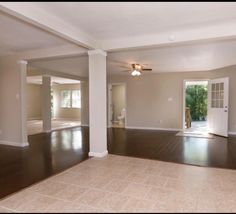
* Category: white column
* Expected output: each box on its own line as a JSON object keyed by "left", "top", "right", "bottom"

{"left": 0, "top": 58, "right": 28, "bottom": 147}
{"left": 18, "top": 60, "right": 29, "bottom": 146}
{"left": 88, "top": 49, "right": 108, "bottom": 157}
{"left": 80, "top": 81, "right": 89, "bottom": 126}
{"left": 42, "top": 75, "right": 51, "bottom": 132}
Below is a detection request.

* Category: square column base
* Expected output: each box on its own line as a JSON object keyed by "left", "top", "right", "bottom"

{"left": 89, "top": 150, "right": 108, "bottom": 158}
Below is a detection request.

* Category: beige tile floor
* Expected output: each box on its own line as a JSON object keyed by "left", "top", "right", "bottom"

{"left": 27, "top": 119, "right": 81, "bottom": 135}
{"left": 1, "top": 154, "right": 236, "bottom": 213}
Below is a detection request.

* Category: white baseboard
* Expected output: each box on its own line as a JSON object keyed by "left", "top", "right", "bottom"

{"left": 125, "top": 126, "right": 181, "bottom": 132}
{"left": 89, "top": 150, "right": 108, "bottom": 158}
{"left": 52, "top": 118, "right": 80, "bottom": 121}
{"left": 0, "top": 140, "right": 29, "bottom": 147}
{"left": 81, "top": 124, "right": 89, "bottom": 127}
{"left": 228, "top": 131, "right": 236, "bottom": 136}
{"left": 27, "top": 117, "right": 42, "bottom": 121}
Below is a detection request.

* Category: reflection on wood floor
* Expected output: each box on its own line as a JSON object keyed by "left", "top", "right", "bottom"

{"left": 27, "top": 119, "right": 81, "bottom": 135}
{"left": 1, "top": 126, "right": 236, "bottom": 200}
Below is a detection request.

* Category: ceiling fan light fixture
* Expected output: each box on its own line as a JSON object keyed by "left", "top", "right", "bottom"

{"left": 131, "top": 70, "right": 141, "bottom": 76}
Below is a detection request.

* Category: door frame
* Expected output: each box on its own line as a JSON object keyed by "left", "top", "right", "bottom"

{"left": 182, "top": 79, "right": 210, "bottom": 131}
{"left": 107, "top": 82, "right": 127, "bottom": 128}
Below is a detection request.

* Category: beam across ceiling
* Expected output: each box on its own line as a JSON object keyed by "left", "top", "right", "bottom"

{"left": 17, "top": 45, "right": 87, "bottom": 61}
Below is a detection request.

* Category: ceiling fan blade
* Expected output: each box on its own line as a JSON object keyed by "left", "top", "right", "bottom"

{"left": 142, "top": 68, "right": 152, "bottom": 71}
{"left": 118, "top": 65, "right": 131, "bottom": 69}
{"left": 121, "top": 70, "right": 131, "bottom": 72}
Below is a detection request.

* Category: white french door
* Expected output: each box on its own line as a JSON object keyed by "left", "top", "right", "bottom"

{"left": 208, "top": 77, "right": 229, "bottom": 137}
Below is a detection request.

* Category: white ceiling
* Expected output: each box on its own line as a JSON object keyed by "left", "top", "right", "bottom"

{"left": 35, "top": 2, "right": 236, "bottom": 41}
{"left": 27, "top": 75, "right": 80, "bottom": 85}
{"left": 2, "top": 2, "right": 236, "bottom": 76}
{"left": 0, "top": 11, "right": 81, "bottom": 56}
{"left": 28, "top": 38, "right": 236, "bottom": 76}
{"left": 107, "top": 39, "right": 236, "bottom": 74}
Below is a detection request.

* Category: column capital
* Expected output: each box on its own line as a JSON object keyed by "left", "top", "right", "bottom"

{"left": 88, "top": 49, "right": 107, "bottom": 57}
{"left": 17, "top": 60, "right": 28, "bottom": 65}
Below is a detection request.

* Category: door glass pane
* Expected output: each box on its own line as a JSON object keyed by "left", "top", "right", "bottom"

{"left": 220, "top": 83, "right": 224, "bottom": 90}
{"left": 212, "top": 83, "right": 216, "bottom": 91}
{"left": 212, "top": 91, "right": 215, "bottom": 99}
{"left": 220, "top": 91, "right": 224, "bottom": 99}
{"left": 216, "top": 91, "right": 220, "bottom": 99}
{"left": 220, "top": 100, "right": 223, "bottom": 108}
{"left": 216, "top": 83, "right": 220, "bottom": 90}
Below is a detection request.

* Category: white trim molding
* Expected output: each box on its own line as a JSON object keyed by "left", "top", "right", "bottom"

{"left": 228, "top": 132, "right": 236, "bottom": 136}
{"left": 89, "top": 150, "right": 108, "bottom": 158}
{"left": 88, "top": 49, "right": 107, "bottom": 56}
{"left": 126, "top": 126, "right": 181, "bottom": 132}
{"left": 0, "top": 140, "right": 29, "bottom": 147}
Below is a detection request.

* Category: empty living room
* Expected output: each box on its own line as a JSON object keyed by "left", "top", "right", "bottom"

{"left": 1, "top": 2, "right": 236, "bottom": 213}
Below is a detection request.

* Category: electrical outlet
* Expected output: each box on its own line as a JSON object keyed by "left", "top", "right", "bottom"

{"left": 160, "top": 119, "right": 163, "bottom": 124}
{"left": 16, "top": 93, "right": 20, "bottom": 100}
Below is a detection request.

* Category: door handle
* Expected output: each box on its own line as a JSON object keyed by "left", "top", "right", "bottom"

{"left": 224, "top": 110, "right": 228, "bottom": 112}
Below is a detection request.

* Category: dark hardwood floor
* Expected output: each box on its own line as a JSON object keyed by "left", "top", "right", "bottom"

{"left": 108, "top": 128, "right": 236, "bottom": 169}
{"left": 0, "top": 127, "right": 89, "bottom": 199}
{"left": 0, "top": 126, "right": 236, "bottom": 199}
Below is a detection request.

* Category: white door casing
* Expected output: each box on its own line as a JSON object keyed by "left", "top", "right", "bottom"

{"left": 208, "top": 77, "right": 229, "bottom": 137}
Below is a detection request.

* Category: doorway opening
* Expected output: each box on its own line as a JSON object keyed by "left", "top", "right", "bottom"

{"left": 183, "top": 80, "right": 209, "bottom": 135}
{"left": 108, "top": 83, "right": 126, "bottom": 128}
{"left": 26, "top": 75, "right": 81, "bottom": 135}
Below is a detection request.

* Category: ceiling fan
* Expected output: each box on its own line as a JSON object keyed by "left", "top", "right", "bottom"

{"left": 121, "top": 63, "right": 152, "bottom": 76}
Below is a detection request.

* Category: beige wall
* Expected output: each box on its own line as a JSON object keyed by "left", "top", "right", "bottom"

{"left": 108, "top": 65, "right": 236, "bottom": 132}
{"left": 52, "top": 83, "right": 81, "bottom": 120}
{"left": 27, "top": 83, "right": 42, "bottom": 120}
{"left": 112, "top": 84, "right": 125, "bottom": 121}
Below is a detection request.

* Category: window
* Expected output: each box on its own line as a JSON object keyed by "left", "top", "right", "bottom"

{"left": 61, "top": 90, "right": 71, "bottom": 108}
{"left": 72, "top": 90, "right": 81, "bottom": 108}
{"left": 61, "top": 90, "right": 81, "bottom": 108}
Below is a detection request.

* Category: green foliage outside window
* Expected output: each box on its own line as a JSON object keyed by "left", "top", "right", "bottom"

{"left": 185, "top": 85, "right": 208, "bottom": 121}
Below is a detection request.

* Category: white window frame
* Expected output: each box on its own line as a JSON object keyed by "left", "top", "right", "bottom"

{"left": 60, "top": 89, "right": 81, "bottom": 109}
